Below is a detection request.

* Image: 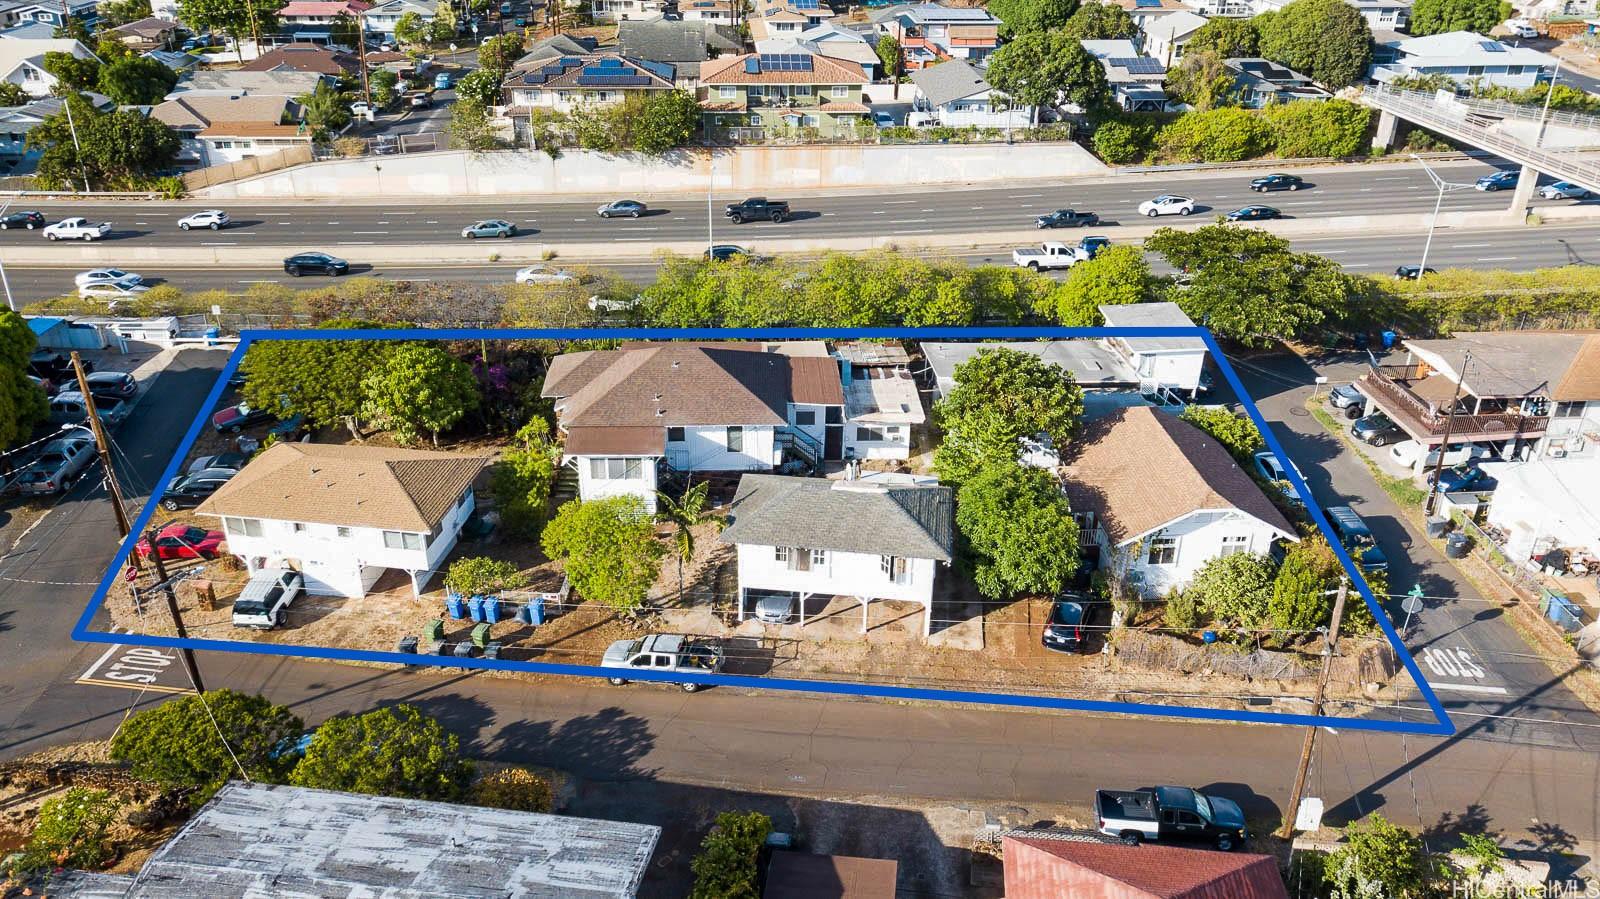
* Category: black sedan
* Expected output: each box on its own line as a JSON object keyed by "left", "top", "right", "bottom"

{"left": 1225, "top": 205, "right": 1281, "bottom": 222}
{"left": 159, "top": 468, "right": 237, "bottom": 511}
{"left": 1250, "top": 173, "right": 1304, "bottom": 192}
{"left": 283, "top": 252, "right": 348, "bottom": 277}
{"left": 0, "top": 210, "right": 45, "bottom": 230}
{"left": 1351, "top": 412, "right": 1407, "bottom": 447}
{"left": 1393, "top": 264, "right": 1436, "bottom": 281}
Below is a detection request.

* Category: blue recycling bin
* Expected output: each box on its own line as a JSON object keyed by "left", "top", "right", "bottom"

{"left": 204, "top": 326, "right": 220, "bottom": 347}
{"left": 1202, "top": 630, "right": 1218, "bottom": 644}
{"left": 445, "top": 593, "right": 466, "bottom": 620}
{"left": 467, "top": 596, "right": 486, "bottom": 623}
{"left": 1381, "top": 330, "right": 1397, "bottom": 349}
{"left": 484, "top": 595, "right": 502, "bottom": 622}
{"left": 528, "top": 595, "right": 546, "bottom": 625}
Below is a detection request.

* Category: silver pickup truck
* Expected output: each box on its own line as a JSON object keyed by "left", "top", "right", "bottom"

{"left": 601, "top": 633, "right": 724, "bottom": 692}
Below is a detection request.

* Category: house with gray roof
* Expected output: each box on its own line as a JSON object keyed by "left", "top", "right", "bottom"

{"left": 617, "top": 18, "right": 741, "bottom": 83}
{"left": 1081, "top": 39, "right": 1169, "bottom": 112}
{"left": 1223, "top": 57, "right": 1330, "bottom": 107}
{"left": 871, "top": 2, "right": 1001, "bottom": 67}
{"left": 720, "top": 473, "right": 954, "bottom": 636}
{"left": 908, "top": 58, "right": 1034, "bottom": 128}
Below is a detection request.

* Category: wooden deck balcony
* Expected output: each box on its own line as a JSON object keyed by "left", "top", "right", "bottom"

{"left": 1356, "top": 366, "right": 1549, "bottom": 443}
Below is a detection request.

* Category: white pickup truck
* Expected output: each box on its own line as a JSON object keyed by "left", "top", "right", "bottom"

{"left": 44, "top": 217, "right": 112, "bottom": 241}
{"left": 1012, "top": 241, "right": 1087, "bottom": 271}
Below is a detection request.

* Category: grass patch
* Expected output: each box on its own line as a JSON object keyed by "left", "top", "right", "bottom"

{"left": 1307, "top": 403, "right": 1428, "bottom": 509}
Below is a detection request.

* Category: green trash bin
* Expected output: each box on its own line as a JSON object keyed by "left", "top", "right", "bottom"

{"left": 424, "top": 618, "right": 445, "bottom": 643}
{"left": 471, "top": 622, "right": 491, "bottom": 650}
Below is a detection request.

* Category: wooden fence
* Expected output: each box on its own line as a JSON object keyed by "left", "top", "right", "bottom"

{"left": 180, "top": 144, "right": 314, "bottom": 192}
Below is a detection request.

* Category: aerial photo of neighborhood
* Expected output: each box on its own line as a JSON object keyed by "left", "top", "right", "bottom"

{"left": 2, "top": 0, "right": 1600, "bottom": 895}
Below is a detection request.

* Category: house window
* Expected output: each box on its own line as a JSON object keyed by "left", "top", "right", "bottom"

{"left": 22, "top": 67, "right": 40, "bottom": 81}
{"left": 794, "top": 410, "right": 816, "bottom": 426}
{"left": 667, "top": 426, "right": 686, "bottom": 442}
{"left": 777, "top": 545, "right": 813, "bottom": 571}
{"left": 809, "top": 548, "right": 828, "bottom": 568}
{"left": 856, "top": 426, "right": 884, "bottom": 441}
{"left": 382, "top": 530, "right": 423, "bottom": 550}
{"left": 718, "top": 85, "right": 736, "bottom": 99}
{"left": 880, "top": 554, "right": 909, "bottom": 583}
{"left": 830, "top": 85, "right": 849, "bottom": 98}
{"left": 589, "top": 457, "right": 644, "bottom": 479}
{"left": 224, "top": 516, "right": 263, "bottom": 538}
{"left": 1219, "top": 535, "right": 1249, "bottom": 557}
{"left": 291, "top": 522, "right": 307, "bottom": 534}
{"left": 801, "top": 114, "right": 819, "bottom": 127}
{"left": 1554, "top": 401, "right": 1585, "bottom": 418}
{"left": 795, "top": 85, "right": 813, "bottom": 96}
{"left": 336, "top": 526, "right": 351, "bottom": 538}
{"left": 1147, "top": 536, "right": 1178, "bottom": 565}
{"left": 726, "top": 426, "right": 743, "bottom": 452}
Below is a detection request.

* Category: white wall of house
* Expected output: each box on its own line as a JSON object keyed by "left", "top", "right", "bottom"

{"left": 191, "top": 135, "right": 312, "bottom": 167}
{"left": 590, "top": 0, "right": 664, "bottom": 21}
{"left": 735, "top": 542, "right": 938, "bottom": 605}
{"left": 668, "top": 423, "right": 777, "bottom": 471}
{"left": 788, "top": 403, "right": 830, "bottom": 453}
{"left": 922, "top": 94, "right": 1035, "bottom": 129}
{"left": 574, "top": 454, "right": 662, "bottom": 513}
{"left": 1098, "top": 509, "right": 1287, "bottom": 598}
{"left": 505, "top": 88, "right": 664, "bottom": 113}
{"left": 1127, "top": 348, "right": 1206, "bottom": 394}
{"left": 845, "top": 422, "right": 912, "bottom": 460}
{"left": 3, "top": 62, "right": 55, "bottom": 99}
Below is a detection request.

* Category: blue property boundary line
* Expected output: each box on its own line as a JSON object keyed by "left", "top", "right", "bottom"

{"left": 71, "top": 326, "right": 1455, "bottom": 736}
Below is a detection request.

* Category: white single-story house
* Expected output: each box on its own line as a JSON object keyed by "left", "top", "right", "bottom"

{"left": 719, "top": 473, "right": 955, "bottom": 636}
{"left": 360, "top": 0, "right": 438, "bottom": 38}
{"left": 0, "top": 37, "right": 97, "bottom": 99}
{"left": 1485, "top": 453, "right": 1600, "bottom": 565}
{"left": 1371, "top": 32, "right": 1557, "bottom": 90}
{"left": 1062, "top": 406, "right": 1298, "bottom": 598}
{"left": 1099, "top": 302, "right": 1209, "bottom": 396}
{"left": 908, "top": 58, "right": 1034, "bottom": 129}
{"left": 196, "top": 442, "right": 486, "bottom": 598}
{"left": 1143, "top": 10, "right": 1208, "bottom": 67}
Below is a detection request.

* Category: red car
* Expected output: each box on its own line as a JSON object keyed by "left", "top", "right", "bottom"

{"left": 136, "top": 524, "right": 226, "bottom": 560}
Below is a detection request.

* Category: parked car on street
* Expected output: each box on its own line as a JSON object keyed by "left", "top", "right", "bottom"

{"left": 178, "top": 209, "right": 231, "bottom": 231}
{"left": 1351, "top": 411, "right": 1406, "bottom": 446}
{"left": 232, "top": 568, "right": 304, "bottom": 629}
{"left": 1325, "top": 505, "right": 1388, "bottom": 570}
{"left": 408, "top": 91, "right": 432, "bottom": 109}
{"left": 1538, "top": 181, "right": 1589, "bottom": 200}
{"left": 83, "top": 371, "right": 136, "bottom": 399}
{"left": 1095, "top": 786, "right": 1248, "bottom": 851}
{"left": 514, "top": 264, "right": 575, "bottom": 285}
{"left": 1475, "top": 170, "right": 1519, "bottom": 191}
{"left": 282, "top": 252, "right": 348, "bottom": 276}
{"left": 1389, "top": 440, "right": 1479, "bottom": 470}
{"left": 49, "top": 390, "right": 127, "bottom": 429}
{"left": 1506, "top": 18, "right": 1538, "bottom": 37}
{"left": 1393, "top": 264, "right": 1436, "bottom": 281}
{"left": 461, "top": 219, "right": 517, "bottom": 239}
{"left": 75, "top": 268, "right": 142, "bottom": 288}
{"left": 1035, "top": 208, "right": 1099, "bottom": 229}
{"left": 44, "top": 217, "right": 111, "bottom": 241}
{"left": 8, "top": 437, "right": 96, "bottom": 496}
{"left": 0, "top": 210, "right": 45, "bottom": 229}
{"left": 725, "top": 197, "right": 789, "bottom": 223}
{"left": 1138, "top": 195, "right": 1194, "bottom": 217}
{"left": 1252, "top": 449, "right": 1306, "bottom": 506}
{"left": 601, "top": 633, "right": 723, "bottom": 691}
{"left": 212, "top": 402, "right": 275, "bottom": 433}
{"left": 433, "top": 71, "right": 453, "bottom": 89}
{"left": 597, "top": 199, "right": 648, "bottom": 218}
{"left": 187, "top": 451, "right": 248, "bottom": 475}
{"left": 160, "top": 467, "right": 237, "bottom": 510}
{"left": 1428, "top": 462, "right": 1496, "bottom": 493}
{"left": 1226, "top": 205, "right": 1280, "bottom": 222}
{"left": 1250, "top": 173, "right": 1303, "bottom": 192}
{"left": 137, "top": 524, "right": 226, "bottom": 560}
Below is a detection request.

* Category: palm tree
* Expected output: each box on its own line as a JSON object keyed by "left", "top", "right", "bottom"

{"left": 656, "top": 481, "right": 711, "bottom": 604}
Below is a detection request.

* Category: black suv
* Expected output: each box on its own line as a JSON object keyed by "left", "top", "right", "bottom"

{"left": 160, "top": 468, "right": 236, "bottom": 510}
{"left": 283, "top": 252, "right": 349, "bottom": 276}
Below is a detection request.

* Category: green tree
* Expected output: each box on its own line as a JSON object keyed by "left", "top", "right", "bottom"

{"left": 1177, "top": 405, "right": 1264, "bottom": 462}
{"left": 956, "top": 463, "right": 1081, "bottom": 599}
{"left": 43, "top": 51, "right": 100, "bottom": 91}
{"left": 454, "top": 66, "right": 503, "bottom": 108}
{"left": 1155, "top": 107, "right": 1272, "bottom": 162}
{"left": 657, "top": 481, "right": 712, "bottom": 603}
{"left": 428, "top": 0, "right": 458, "bottom": 42}
{"left": 0, "top": 311, "right": 49, "bottom": 448}
{"left": 1263, "top": 98, "right": 1372, "bottom": 158}
{"left": 689, "top": 811, "right": 772, "bottom": 899}
{"left": 1270, "top": 535, "right": 1343, "bottom": 633}
{"left": 298, "top": 80, "right": 351, "bottom": 140}
{"left": 444, "top": 556, "right": 529, "bottom": 596}
{"left": 541, "top": 495, "right": 665, "bottom": 613}
{"left": 179, "top": 0, "right": 284, "bottom": 58}
{"left": 633, "top": 89, "right": 701, "bottom": 154}
{"left": 933, "top": 347, "right": 1085, "bottom": 485}
{"left": 1061, "top": 1, "right": 1135, "bottom": 39}
{"left": 8, "top": 789, "right": 122, "bottom": 875}
{"left": 240, "top": 326, "right": 395, "bottom": 437}
{"left": 1041, "top": 244, "right": 1152, "bottom": 325}
{"left": 1456, "top": 833, "right": 1505, "bottom": 888}
{"left": 97, "top": 56, "right": 180, "bottom": 105}
{"left": 291, "top": 704, "right": 475, "bottom": 801}
{"left": 1090, "top": 117, "right": 1154, "bottom": 162}
{"left": 875, "top": 34, "right": 900, "bottom": 81}
{"left": 1164, "top": 588, "right": 1201, "bottom": 630}
{"left": 450, "top": 96, "right": 500, "bottom": 150}
{"left": 26, "top": 92, "right": 180, "bottom": 189}
{"left": 987, "top": 28, "right": 1108, "bottom": 117}
{"left": 1255, "top": 0, "right": 1372, "bottom": 89}
{"left": 1145, "top": 224, "right": 1362, "bottom": 347}
{"left": 360, "top": 344, "right": 479, "bottom": 445}
{"left": 1164, "top": 50, "right": 1240, "bottom": 111}
{"left": 0, "top": 81, "right": 27, "bottom": 105}
{"left": 471, "top": 767, "right": 554, "bottom": 812}
{"left": 95, "top": 35, "right": 138, "bottom": 63}
{"left": 1408, "top": 0, "right": 1510, "bottom": 34}
{"left": 987, "top": 0, "right": 1079, "bottom": 35}
{"left": 53, "top": 18, "right": 92, "bottom": 41}
{"left": 478, "top": 31, "right": 526, "bottom": 71}
{"left": 98, "top": 0, "right": 154, "bottom": 27}
{"left": 1324, "top": 814, "right": 1433, "bottom": 898}
{"left": 394, "top": 10, "right": 429, "bottom": 45}
{"left": 490, "top": 417, "right": 561, "bottom": 537}
{"left": 109, "top": 690, "right": 304, "bottom": 795}
{"left": 1186, "top": 16, "right": 1259, "bottom": 57}
{"left": 1186, "top": 552, "right": 1276, "bottom": 627}
{"left": 370, "top": 68, "right": 400, "bottom": 106}
{"left": 330, "top": 12, "right": 362, "bottom": 49}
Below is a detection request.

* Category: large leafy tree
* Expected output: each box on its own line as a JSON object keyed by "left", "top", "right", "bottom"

{"left": 26, "top": 93, "right": 180, "bottom": 190}
{"left": 934, "top": 347, "right": 1085, "bottom": 485}
{"left": 42, "top": 51, "right": 100, "bottom": 91}
{"left": 541, "top": 495, "right": 665, "bottom": 613}
{"left": 1089, "top": 117, "right": 1155, "bottom": 162}
{"left": 99, "top": 0, "right": 154, "bottom": 27}
{"left": 179, "top": 0, "right": 284, "bottom": 56}
{"left": 987, "top": 0, "right": 1079, "bottom": 35}
{"left": 633, "top": 90, "right": 701, "bottom": 154}
{"left": 290, "top": 704, "right": 474, "bottom": 801}
{"left": 298, "top": 80, "right": 351, "bottom": 140}
{"left": 875, "top": 34, "right": 900, "bottom": 81}
{"left": 1061, "top": 1, "right": 1135, "bottom": 39}
{"left": 1409, "top": 0, "right": 1511, "bottom": 35}
{"left": 1263, "top": 98, "right": 1371, "bottom": 158}
{"left": 240, "top": 325, "right": 396, "bottom": 437}
{"left": 97, "top": 56, "right": 180, "bottom": 105}
{"left": 690, "top": 811, "right": 772, "bottom": 899}
{"left": 0, "top": 311, "right": 49, "bottom": 448}
{"left": 454, "top": 66, "right": 503, "bottom": 108}
{"left": 1040, "top": 244, "right": 1152, "bottom": 325}
{"left": 956, "top": 463, "right": 1080, "bottom": 599}
{"left": 1185, "top": 552, "right": 1276, "bottom": 627}
{"left": 1155, "top": 107, "right": 1272, "bottom": 161}
{"left": 109, "top": 690, "right": 304, "bottom": 797}
{"left": 1145, "top": 224, "right": 1362, "bottom": 347}
{"left": 986, "top": 28, "right": 1108, "bottom": 116}
{"left": 478, "top": 31, "right": 525, "bottom": 71}
{"left": 0, "top": 81, "right": 27, "bottom": 105}
{"left": 1255, "top": 0, "right": 1372, "bottom": 89}
{"left": 1164, "top": 50, "right": 1240, "bottom": 111}
{"left": 361, "top": 343, "right": 480, "bottom": 445}
{"left": 1270, "top": 534, "right": 1343, "bottom": 633}
{"left": 489, "top": 417, "right": 561, "bottom": 537}
{"left": 1185, "top": 16, "right": 1259, "bottom": 58}
{"left": 394, "top": 11, "right": 429, "bottom": 46}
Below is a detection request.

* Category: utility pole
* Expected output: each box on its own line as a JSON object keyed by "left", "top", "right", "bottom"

{"left": 61, "top": 95, "right": 91, "bottom": 194}
{"left": 356, "top": 15, "right": 372, "bottom": 106}
{"left": 1410, "top": 154, "right": 1472, "bottom": 279}
{"left": 70, "top": 353, "right": 136, "bottom": 550}
{"left": 1536, "top": 57, "right": 1562, "bottom": 148}
{"left": 1278, "top": 578, "right": 1349, "bottom": 840}
{"left": 1423, "top": 350, "right": 1471, "bottom": 517}
{"left": 143, "top": 536, "right": 207, "bottom": 694}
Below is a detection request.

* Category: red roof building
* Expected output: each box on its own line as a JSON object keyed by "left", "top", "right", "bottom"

{"left": 1003, "top": 834, "right": 1289, "bottom": 899}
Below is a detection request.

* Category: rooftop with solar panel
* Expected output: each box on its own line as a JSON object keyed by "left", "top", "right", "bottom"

{"left": 1079, "top": 40, "right": 1168, "bottom": 84}
{"left": 514, "top": 53, "right": 676, "bottom": 88}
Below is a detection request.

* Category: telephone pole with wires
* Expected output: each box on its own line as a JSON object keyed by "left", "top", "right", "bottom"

{"left": 1424, "top": 350, "right": 1472, "bottom": 518}
{"left": 1278, "top": 577, "right": 1350, "bottom": 840}
{"left": 70, "top": 353, "right": 136, "bottom": 553}
{"left": 142, "top": 544, "right": 207, "bottom": 694}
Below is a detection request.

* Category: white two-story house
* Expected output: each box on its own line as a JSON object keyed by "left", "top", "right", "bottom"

{"left": 541, "top": 342, "right": 848, "bottom": 515}
{"left": 1062, "top": 406, "right": 1297, "bottom": 598}
{"left": 719, "top": 473, "right": 955, "bottom": 637}
{"left": 196, "top": 442, "right": 486, "bottom": 598}
{"left": 1099, "top": 302, "right": 1209, "bottom": 397}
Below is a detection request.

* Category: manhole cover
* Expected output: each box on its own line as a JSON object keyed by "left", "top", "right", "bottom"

{"left": 1289, "top": 406, "right": 1310, "bottom": 416}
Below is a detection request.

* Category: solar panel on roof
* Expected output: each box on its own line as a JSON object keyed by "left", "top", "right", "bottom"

{"left": 744, "top": 56, "right": 761, "bottom": 73}
{"left": 1480, "top": 40, "right": 1506, "bottom": 52}
{"left": 1135, "top": 0, "right": 1162, "bottom": 7}
{"left": 558, "top": 56, "right": 583, "bottom": 65}
{"left": 576, "top": 74, "right": 652, "bottom": 86}
{"left": 756, "top": 52, "right": 814, "bottom": 71}
{"left": 792, "top": 0, "right": 821, "bottom": 8}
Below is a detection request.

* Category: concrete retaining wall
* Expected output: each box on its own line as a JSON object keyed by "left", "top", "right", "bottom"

{"left": 199, "top": 143, "right": 1109, "bottom": 199}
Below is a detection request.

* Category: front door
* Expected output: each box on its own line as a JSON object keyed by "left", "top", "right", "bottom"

{"left": 824, "top": 426, "right": 843, "bottom": 460}
{"left": 669, "top": 448, "right": 688, "bottom": 469}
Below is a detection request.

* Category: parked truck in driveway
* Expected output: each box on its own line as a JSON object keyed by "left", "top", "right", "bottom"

{"left": 1095, "top": 785, "right": 1248, "bottom": 851}
{"left": 601, "top": 633, "right": 724, "bottom": 692}
{"left": 1013, "top": 241, "right": 1087, "bottom": 271}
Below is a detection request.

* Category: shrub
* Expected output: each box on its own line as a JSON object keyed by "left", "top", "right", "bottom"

{"left": 109, "top": 690, "right": 304, "bottom": 797}
{"left": 1185, "top": 552, "right": 1276, "bottom": 627}
{"left": 1091, "top": 119, "right": 1154, "bottom": 164}
{"left": 1263, "top": 98, "right": 1372, "bottom": 158}
{"left": 1178, "top": 406, "right": 1264, "bottom": 463}
{"left": 444, "top": 556, "right": 528, "bottom": 596}
{"left": 1164, "top": 588, "right": 1201, "bottom": 630}
{"left": 689, "top": 811, "right": 772, "bottom": 899}
{"left": 1155, "top": 108, "right": 1272, "bottom": 162}
{"left": 9, "top": 788, "right": 123, "bottom": 875}
{"left": 290, "top": 704, "right": 474, "bottom": 802}
{"left": 471, "top": 767, "right": 554, "bottom": 813}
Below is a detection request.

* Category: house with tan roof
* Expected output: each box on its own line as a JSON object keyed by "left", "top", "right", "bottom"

{"left": 870, "top": 2, "right": 1001, "bottom": 68}
{"left": 240, "top": 42, "right": 360, "bottom": 76}
{"left": 1003, "top": 830, "right": 1289, "bottom": 899}
{"left": 150, "top": 94, "right": 310, "bottom": 168}
{"left": 1061, "top": 406, "right": 1297, "bottom": 598}
{"left": 195, "top": 442, "right": 486, "bottom": 598}
{"left": 698, "top": 51, "right": 871, "bottom": 140}
{"left": 748, "top": 0, "right": 831, "bottom": 41}
{"left": 109, "top": 16, "right": 180, "bottom": 51}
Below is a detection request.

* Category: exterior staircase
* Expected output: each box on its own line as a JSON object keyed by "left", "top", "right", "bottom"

{"left": 551, "top": 458, "right": 580, "bottom": 506}
{"left": 775, "top": 427, "right": 824, "bottom": 475}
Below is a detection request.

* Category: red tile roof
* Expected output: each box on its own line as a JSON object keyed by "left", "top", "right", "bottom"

{"left": 701, "top": 52, "right": 868, "bottom": 85}
{"left": 1003, "top": 836, "right": 1288, "bottom": 899}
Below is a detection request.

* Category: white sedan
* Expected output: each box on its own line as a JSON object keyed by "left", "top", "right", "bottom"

{"left": 178, "top": 209, "right": 231, "bottom": 230}
{"left": 514, "top": 264, "right": 577, "bottom": 285}
{"left": 78, "top": 281, "right": 151, "bottom": 300}
{"left": 1138, "top": 195, "right": 1195, "bottom": 217}
{"left": 74, "top": 268, "right": 142, "bottom": 288}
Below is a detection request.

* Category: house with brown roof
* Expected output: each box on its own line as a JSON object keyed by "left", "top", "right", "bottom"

{"left": 541, "top": 342, "right": 854, "bottom": 515}
{"left": 195, "top": 442, "right": 486, "bottom": 598}
{"left": 504, "top": 52, "right": 677, "bottom": 114}
{"left": 150, "top": 93, "right": 310, "bottom": 168}
{"left": 1003, "top": 831, "right": 1288, "bottom": 899}
{"left": 1062, "top": 406, "right": 1297, "bottom": 598}
{"left": 699, "top": 51, "right": 871, "bottom": 140}
{"left": 109, "top": 16, "right": 180, "bottom": 51}
{"left": 241, "top": 42, "right": 360, "bottom": 76}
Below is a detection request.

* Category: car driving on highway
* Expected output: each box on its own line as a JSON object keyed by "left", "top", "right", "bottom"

{"left": 1250, "top": 173, "right": 1303, "bottom": 192}
{"left": 462, "top": 219, "right": 517, "bottom": 239}
{"left": 44, "top": 217, "right": 111, "bottom": 241}
{"left": 0, "top": 210, "right": 44, "bottom": 229}
{"left": 597, "top": 199, "right": 648, "bottom": 218}
{"left": 514, "top": 264, "right": 576, "bottom": 285}
{"left": 1393, "top": 264, "right": 1436, "bottom": 280}
{"left": 282, "top": 252, "right": 348, "bottom": 276}
{"left": 1035, "top": 208, "right": 1099, "bottom": 229}
{"left": 1538, "top": 181, "right": 1590, "bottom": 200}
{"left": 1475, "top": 170, "right": 1519, "bottom": 191}
{"left": 178, "top": 210, "right": 231, "bottom": 231}
{"left": 1225, "top": 205, "right": 1280, "bottom": 222}
{"left": 705, "top": 244, "right": 756, "bottom": 262}
{"left": 1138, "top": 195, "right": 1194, "bottom": 217}
{"left": 75, "top": 268, "right": 142, "bottom": 288}
{"left": 78, "top": 282, "right": 151, "bottom": 301}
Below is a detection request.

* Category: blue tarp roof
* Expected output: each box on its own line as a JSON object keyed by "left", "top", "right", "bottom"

{"left": 26, "top": 317, "right": 65, "bottom": 335}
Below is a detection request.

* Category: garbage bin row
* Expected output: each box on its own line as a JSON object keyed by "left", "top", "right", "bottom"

{"left": 398, "top": 619, "right": 504, "bottom": 660}
{"left": 442, "top": 592, "right": 548, "bottom": 625}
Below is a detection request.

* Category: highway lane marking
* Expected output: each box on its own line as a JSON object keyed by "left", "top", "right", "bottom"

{"left": 376, "top": 221, "right": 390, "bottom": 224}
{"left": 239, "top": 279, "right": 280, "bottom": 283}
{"left": 326, "top": 221, "right": 340, "bottom": 224}
{"left": 1318, "top": 249, "right": 1349, "bottom": 254}
{"left": 872, "top": 210, "right": 886, "bottom": 214}
{"left": 1374, "top": 176, "right": 1410, "bottom": 181}
{"left": 1454, "top": 243, "right": 1493, "bottom": 248}
{"left": 883, "top": 200, "right": 916, "bottom": 204}
{"left": 201, "top": 242, "right": 237, "bottom": 246}
{"left": 1009, "top": 193, "right": 1043, "bottom": 198}
{"left": 1343, "top": 263, "right": 1371, "bottom": 268}
{"left": 523, "top": 219, "right": 538, "bottom": 222}
{"left": 614, "top": 237, "right": 653, "bottom": 241}
{"left": 425, "top": 220, "right": 439, "bottom": 224}
{"left": 337, "top": 241, "right": 374, "bottom": 245}
{"left": 894, "top": 228, "right": 934, "bottom": 234}
{"left": 1478, "top": 256, "right": 1518, "bottom": 262}
{"left": 1426, "top": 682, "right": 1509, "bottom": 695}
{"left": 920, "top": 208, "right": 935, "bottom": 212}
{"left": 352, "top": 231, "right": 389, "bottom": 234}
{"left": 900, "top": 219, "right": 929, "bottom": 223}
{"left": 143, "top": 212, "right": 171, "bottom": 216}
{"left": 134, "top": 222, "right": 148, "bottom": 225}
